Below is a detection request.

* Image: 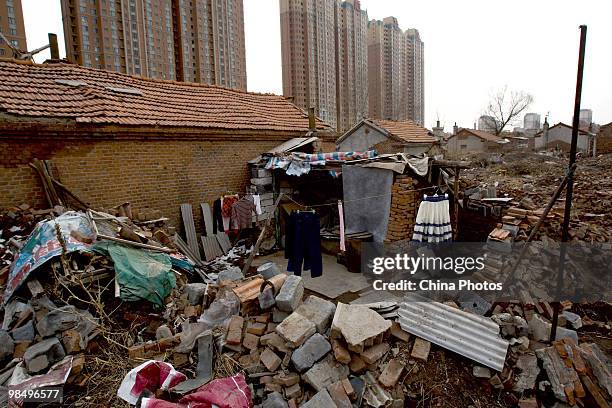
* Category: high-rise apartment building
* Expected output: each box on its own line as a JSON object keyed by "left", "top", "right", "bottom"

{"left": 335, "top": 0, "right": 368, "bottom": 131}
{"left": 0, "top": 0, "right": 27, "bottom": 58}
{"left": 60, "top": 0, "right": 246, "bottom": 89}
{"left": 367, "top": 18, "right": 424, "bottom": 125}
{"left": 280, "top": 0, "right": 367, "bottom": 131}
{"left": 405, "top": 28, "right": 424, "bottom": 125}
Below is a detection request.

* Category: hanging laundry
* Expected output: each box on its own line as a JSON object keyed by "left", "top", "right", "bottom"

{"left": 338, "top": 200, "right": 346, "bottom": 252}
{"left": 221, "top": 195, "right": 238, "bottom": 218}
{"left": 412, "top": 194, "right": 452, "bottom": 243}
{"left": 212, "top": 198, "right": 224, "bottom": 234}
{"left": 253, "top": 194, "right": 263, "bottom": 216}
{"left": 231, "top": 195, "right": 257, "bottom": 230}
{"left": 285, "top": 211, "right": 322, "bottom": 277}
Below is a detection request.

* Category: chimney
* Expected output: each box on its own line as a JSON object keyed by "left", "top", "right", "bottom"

{"left": 474, "top": 122, "right": 477, "bottom": 130}
{"left": 453, "top": 122, "right": 458, "bottom": 135}
{"left": 48, "top": 33, "right": 59, "bottom": 60}
{"left": 308, "top": 107, "right": 316, "bottom": 131}
{"left": 543, "top": 117, "right": 549, "bottom": 148}
{"left": 436, "top": 120, "right": 440, "bottom": 128}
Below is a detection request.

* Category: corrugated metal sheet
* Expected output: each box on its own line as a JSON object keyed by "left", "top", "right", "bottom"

{"left": 398, "top": 294, "right": 508, "bottom": 371}
{"left": 201, "top": 236, "right": 223, "bottom": 261}
{"left": 200, "top": 203, "right": 213, "bottom": 236}
{"left": 180, "top": 203, "right": 200, "bottom": 261}
{"left": 216, "top": 233, "right": 231, "bottom": 254}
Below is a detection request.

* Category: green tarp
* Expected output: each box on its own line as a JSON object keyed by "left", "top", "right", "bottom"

{"left": 93, "top": 241, "right": 176, "bottom": 308}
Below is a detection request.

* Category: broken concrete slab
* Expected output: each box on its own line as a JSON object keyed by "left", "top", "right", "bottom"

{"left": 0, "top": 330, "right": 15, "bottom": 360}
{"left": 513, "top": 353, "right": 539, "bottom": 392}
{"left": 275, "top": 275, "right": 304, "bottom": 312}
{"left": 275, "top": 312, "right": 316, "bottom": 348}
{"left": 379, "top": 359, "right": 404, "bottom": 388}
{"left": 295, "top": 295, "right": 336, "bottom": 333}
{"left": 300, "top": 389, "right": 337, "bottom": 408}
{"left": 171, "top": 331, "right": 213, "bottom": 394}
{"left": 303, "top": 355, "right": 350, "bottom": 392}
{"left": 291, "top": 333, "right": 331, "bottom": 372}
{"left": 23, "top": 337, "right": 66, "bottom": 374}
{"left": 330, "top": 303, "right": 391, "bottom": 353}
{"left": 217, "top": 267, "right": 243, "bottom": 282}
{"left": 529, "top": 314, "right": 578, "bottom": 343}
{"left": 562, "top": 311, "right": 582, "bottom": 330}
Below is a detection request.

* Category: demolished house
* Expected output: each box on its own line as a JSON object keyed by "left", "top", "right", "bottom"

{"left": 0, "top": 61, "right": 610, "bottom": 408}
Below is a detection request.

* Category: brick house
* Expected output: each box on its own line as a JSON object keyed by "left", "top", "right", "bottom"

{"left": 445, "top": 128, "right": 504, "bottom": 155}
{"left": 533, "top": 122, "right": 595, "bottom": 154}
{"left": 335, "top": 118, "right": 437, "bottom": 155}
{"left": 596, "top": 122, "right": 612, "bottom": 154}
{"left": 0, "top": 60, "right": 333, "bottom": 228}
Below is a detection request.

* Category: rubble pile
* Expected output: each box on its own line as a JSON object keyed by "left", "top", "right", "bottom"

{"left": 0, "top": 202, "right": 610, "bottom": 407}
{"left": 463, "top": 152, "right": 612, "bottom": 242}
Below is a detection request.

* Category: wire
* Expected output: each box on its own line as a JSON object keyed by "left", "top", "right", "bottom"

{"left": 282, "top": 185, "right": 439, "bottom": 209}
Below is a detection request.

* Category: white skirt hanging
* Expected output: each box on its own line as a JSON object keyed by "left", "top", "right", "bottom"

{"left": 412, "top": 194, "right": 452, "bottom": 243}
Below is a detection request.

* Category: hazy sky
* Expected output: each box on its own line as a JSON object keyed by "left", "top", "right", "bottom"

{"left": 22, "top": 0, "right": 612, "bottom": 130}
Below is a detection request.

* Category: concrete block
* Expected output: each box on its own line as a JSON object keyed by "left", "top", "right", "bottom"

{"left": 410, "top": 338, "right": 431, "bottom": 361}
{"left": 23, "top": 337, "right": 65, "bottom": 374}
{"left": 263, "top": 391, "right": 288, "bottom": 408}
{"left": 276, "top": 312, "right": 316, "bottom": 348}
{"left": 275, "top": 275, "right": 304, "bottom": 312}
{"left": 472, "top": 366, "right": 492, "bottom": 378}
{"left": 291, "top": 333, "right": 331, "bottom": 372}
{"left": 300, "top": 389, "right": 336, "bottom": 408}
{"left": 379, "top": 359, "right": 405, "bottom": 388}
{"left": 295, "top": 296, "right": 336, "bottom": 333}
{"left": 184, "top": 283, "right": 208, "bottom": 305}
{"left": 273, "top": 308, "right": 290, "bottom": 323}
{"left": 10, "top": 321, "right": 36, "bottom": 342}
{"left": 303, "top": 355, "right": 349, "bottom": 392}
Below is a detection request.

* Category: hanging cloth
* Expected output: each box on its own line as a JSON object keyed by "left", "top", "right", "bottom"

{"left": 412, "top": 194, "right": 452, "bottom": 243}
{"left": 338, "top": 200, "right": 346, "bottom": 252}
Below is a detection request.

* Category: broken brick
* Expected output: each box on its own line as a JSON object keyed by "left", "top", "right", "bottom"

{"left": 226, "top": 315, "right": 244, "bottom": 345}
{"left": 260, "top": 347, "right": 282, "bottom": 371}
{"left": 411, "top": 338, "right": 431, "bottom": 361}
{"left": 379, "top": 359, "right": 405, "bottom": 388}
{"left": 360, "top": 342, "right": 390, "bottom": 365}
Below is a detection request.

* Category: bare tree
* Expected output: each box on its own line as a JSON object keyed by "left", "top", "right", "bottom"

{"left": 483, "top": 86, "right": 534, "bottom": 135}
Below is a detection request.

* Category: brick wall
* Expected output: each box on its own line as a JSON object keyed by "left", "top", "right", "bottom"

{"left": 0, "top": 134, "right": 288, "bottom": 231}
{"left": 385, "top": 175, "right": 420, "bottom": 242}
{"left": 597, "top": 125, "right": 612, "bottom": 154}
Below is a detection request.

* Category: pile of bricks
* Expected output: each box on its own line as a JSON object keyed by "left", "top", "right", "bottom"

{"left": 385, "top": 175, "right": 419, "bottom": 243}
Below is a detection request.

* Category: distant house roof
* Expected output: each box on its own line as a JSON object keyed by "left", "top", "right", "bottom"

{"left": 0, "top": 60, "right": 331, "bottom": 133}
{"left": 534, "top": 122, "right": 592, "bottom": 137}
{"left": 337, "top": 118, "right": 436, "bottom": 145}
{"left": 454, "top": 128, "right": 503, "bottom": 142}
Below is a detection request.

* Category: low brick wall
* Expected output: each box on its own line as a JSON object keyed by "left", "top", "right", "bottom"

{"left": 0, "top": 129, "right": 299, "bottom": 230}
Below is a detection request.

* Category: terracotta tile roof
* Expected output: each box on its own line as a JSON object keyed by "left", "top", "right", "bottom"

{"left": 457, "top": 128, "right": 502, "bottom": 142}
{"left": 0, "top": 60, "right": 331, "bottom": 132}
{"left": 369, "top": 119, "right": 436, "bottom": 144}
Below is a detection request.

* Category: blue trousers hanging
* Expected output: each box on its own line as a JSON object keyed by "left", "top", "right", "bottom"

{"left": 285, "top": 212, "right": 322, "bottom": 278}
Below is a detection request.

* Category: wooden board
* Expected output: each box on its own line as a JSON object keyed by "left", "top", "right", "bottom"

{"left": 201, "top": 236, "right": 223, "bottom": 261}
{"left": 180, "top": 203, "right": 200, "bottom": 260}
{"left": 200, "top": 203, "right": 214, "bottom": 236}
{"left": 216, "top": 233, "right": 231, "bottom": 254}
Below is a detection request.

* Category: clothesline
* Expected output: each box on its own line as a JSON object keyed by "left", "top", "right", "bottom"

{"left": 282, "top": 185, "right": 441, "bottom": 209}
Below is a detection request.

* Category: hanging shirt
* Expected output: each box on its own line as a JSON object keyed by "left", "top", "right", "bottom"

{"left": 221, "top": 195, "right": 238, "bottom": 218}
{"left": 231, "top": 196, "right": 257, "bottom": 230}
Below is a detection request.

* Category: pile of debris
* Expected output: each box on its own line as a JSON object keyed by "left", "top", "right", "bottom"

{"left": 462, "top": 152, "right": 612, "bottom": 242}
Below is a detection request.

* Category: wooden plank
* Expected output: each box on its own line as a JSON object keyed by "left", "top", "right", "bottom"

{"left": 200, "top": 203, "right": 214, "bottom": 236}
{"left": 216, "top": 233, "right": 231, "bottom": 254}
{"left": 180, "top": 203, "right": 200, "bottom": 260}
{"left": 201, "top": 236, "right": 223, "bottom": 261}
